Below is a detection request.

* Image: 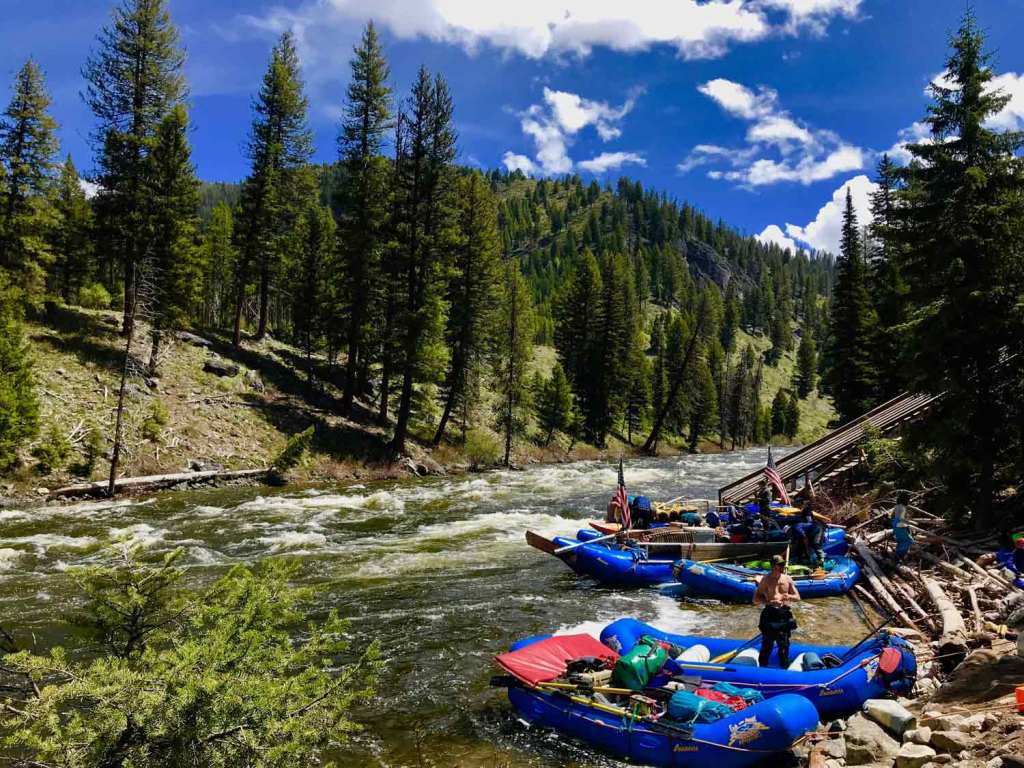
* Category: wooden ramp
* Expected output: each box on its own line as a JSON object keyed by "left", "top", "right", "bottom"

{"left": 718, "top": 391, "right": 941, "bottom": 505}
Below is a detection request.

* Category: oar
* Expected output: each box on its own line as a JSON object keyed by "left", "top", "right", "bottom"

{"left": 554, "top": 532, "right": 619, "bottom": 554}
{"left": 838, "top": 611, "right": 897, "bottom": 664}
{"left": 710, "top": 633, "right": 763, "bottom": 664}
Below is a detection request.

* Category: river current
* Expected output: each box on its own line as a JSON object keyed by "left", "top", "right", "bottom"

{"left": 0, "top": 449, "right": 869, "bottom": 767}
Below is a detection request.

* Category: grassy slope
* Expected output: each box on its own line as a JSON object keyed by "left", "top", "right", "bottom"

{"left": 733, "top": 328, "right": 835, "bottom": 443}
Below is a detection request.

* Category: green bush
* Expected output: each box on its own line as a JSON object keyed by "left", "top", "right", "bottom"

{"left": 78, "top": 282, "right": 112, "bottom": 310}
{"left": 32, "top": 424, "right": 71, "bottom": 475}
{"left": 861, "top": 424, "right": 905, "bottom": 483}
{"left": 464, "top": 427, "right": 502, "bottom": 468}
{"left": 0, "top": 307, "right": 39, "bottom": 471}
{"left": 75, "top": 426, "right": 105, "bottom": 476}
{"left": 141, "top": 400, "right": 169, "bottom": 442}
{"left": 270, "top": 425, "right": 314, "bottom": 483}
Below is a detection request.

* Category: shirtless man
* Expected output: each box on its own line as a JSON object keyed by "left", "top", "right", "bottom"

{"left": 753, "top": 554, "right": 801, "bottom": 668}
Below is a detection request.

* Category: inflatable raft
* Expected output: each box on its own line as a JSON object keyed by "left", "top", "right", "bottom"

{"left": 601, "top": 618, "right": 917, "bottom": 721}
{"left": 671, "top": 557, "right": 861, "bottom": 601}
{"left": 493, "top": 633, "right": 819, "bottom": 768}
{"left": 526, "top": 529, "right": 788, "bottom": 587}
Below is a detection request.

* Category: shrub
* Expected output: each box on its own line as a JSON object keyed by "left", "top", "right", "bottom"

{"left": 0, "top": 307, "right": 39, "bottom": 471}
{"left": 270, "top": 425, "right": 315, "bottom": 483}
{"left": 75, "top": 426, "right": 105, "bottom": 476}
{"left": 463, "top": 427, "right": 502, "bottom": 468}
{"left": 78, "top": 282, "right": 112, "bottom": 310}
{"left": 32, "top": 424, "right": 71, "bottom": 475}
{"left": 141, "top": 400, "right": 169, "bottom": 442}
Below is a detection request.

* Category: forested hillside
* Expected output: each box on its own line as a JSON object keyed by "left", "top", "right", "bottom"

{"left": 0, "top": 1, "right": 840, "bottom": 492}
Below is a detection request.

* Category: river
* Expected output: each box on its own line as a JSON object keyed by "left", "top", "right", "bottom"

{"left": 0, "top": 450, "right": 869, "bottom": 767}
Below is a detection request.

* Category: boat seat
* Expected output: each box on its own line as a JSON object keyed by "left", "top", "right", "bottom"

{"left": 732, "top": 648, "right": 759, "bottom": 666}
{"left": 677, "top": 644, "right": 710, "bottom": 663}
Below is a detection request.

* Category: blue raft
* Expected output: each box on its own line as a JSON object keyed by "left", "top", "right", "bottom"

{"left": 496, "top": 633, "right": 819, "bottom": 768}
{"left": 671, "top": 557, "right": 861, "bottom": 601}
{"left": 601, "top": 618, "right": 917, "bottom": 721}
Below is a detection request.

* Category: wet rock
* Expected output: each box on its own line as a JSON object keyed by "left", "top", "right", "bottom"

{"left": 179, "top": 331, "right": 213, "bottom": 348}
{"left": 895, "top": 743, "right": 936, "bottom": 768}
{"left": 931, "top": 730, "right": 973, "bottom": 754}
{"left": 845, "top": 713, "right": 901, "bottom": 766}
{"left": 904, "top": 727, "right": 932, "bottom": 746}
{"left": 204, "top": 358, "right": 239, "bottom": 377}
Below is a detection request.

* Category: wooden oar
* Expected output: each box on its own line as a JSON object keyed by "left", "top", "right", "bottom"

{"left": 710, "top": 633, "right": 762, "bottom": 664}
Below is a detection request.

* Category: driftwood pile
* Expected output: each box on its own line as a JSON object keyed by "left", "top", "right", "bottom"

{"left": 842, "top": 499, "right": 1021, "bottom": 672}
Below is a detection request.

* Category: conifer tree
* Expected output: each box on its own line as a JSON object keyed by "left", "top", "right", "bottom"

{"left": 0, "top": 59, "right": 59, "bottom": 304}
{"left": 199, "top": 203, "right": 235, "bottom": 328}
{"left": 688, "top": 357, "right": 717, "bottom": 452}
{"left": 771, "top": 388, "right": 788, "bottom": 437}
{"left": 291, "top": 204, "right": 335, "bottom": 389}
{"left": 83, "top": 0, "right": 186, "bottom": 334}
{"left": 827, "top": 189, "right": 879, "bottom": 422}
{"left": 536, "top": 362, "right": 572, "bottom": 445}
{"left": 795, "top": 332, "right": 817, "bottom": 398}
{"left": 893, "top": 10, "right": 1024, "bottom": 527}
{"left": 588, "top": 252, "right": 635, "bottom": 444}
{"left": 144, "top": 105, "right": 200, "bottom": 375}
{"left": 495, "top": 261, "right": 534, "bottom": 466}
{"left": 622, "top": 339, "right": 651, "bottom": 445}
{"left": 784, "top": 391, "right": 800, "bottom": 439}
{"left": 336, "top": 22, "right": 392, "bottom": 411}
{"left": 233, "top": 32, "right": 314, "bottom": 345}
{"left": 49, "top": 156, "right": 95, "bottom": 302}
{"left": 0, "top": 282, "right": 38, "bottom": 469}
{"left": 433, "top": 171, "right": 502, "bottom": 444}
{"left": 721, "top": 280, "right": 740, "bottom": 351}
{"left": 553, "top": 248, "right": 601, "bottom": 392}
{"left": 389, "top": 67, "right": 457, "bottom": 457}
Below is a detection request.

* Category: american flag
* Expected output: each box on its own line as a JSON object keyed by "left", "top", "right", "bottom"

{"left": 764, "top": 446, "right": 791, "bottom": 505}
{"left": 615, "top": 458, "right": 631, "bottom": 530}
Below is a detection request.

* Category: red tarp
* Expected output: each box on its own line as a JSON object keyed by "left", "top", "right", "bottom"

{"left": 495, "top": 634, "right": 619, "bottom": 687}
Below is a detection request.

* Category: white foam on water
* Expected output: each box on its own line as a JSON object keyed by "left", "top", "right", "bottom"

{"left": 0, "top": 510, "right": 27, "bottom": 522}
{"left": 0, "top": 533, "right": 99, "bottom": 555}
{"left": 186, "top": 546, "right": 224, "bottom": 565}
{"left": 0, "top": 548, "right": 22, "bottom": 571}
{"left": 257, "top": 530, "right": 328, "bottom": 552}
{"left": 108, "top": 523, "right": 169, "bottom": 549}
{"left": 411, "top": 509, "right": 577, "bottom": 544}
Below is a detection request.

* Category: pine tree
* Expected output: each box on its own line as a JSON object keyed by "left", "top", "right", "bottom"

{"left": 198, "top": 203, "right": 235, "bottom": 328}
{"left": 771, "top": 388, "right": 788, "bottom": 437}
{"left": 721, "top": 280, "right": 740, "bottom": 351}
{"left": 495, "top": 260, "right": 534, "bottom": 466}
{"left": 233, "top": 32, "right": 314, "bottom": 345}
{"left": 536, "top": 362, "right": 572, "bottom": 445}
{"left": 433, "top": 171, "right": 502, "bottom": 444}
{"left": 622, "top": 338, "right": 651, "bottom": 445}
{"left": 688, "top": 357, "right": 717, "bottom": 452}
{"left": 784, "top": 391, "right": 800, "bottom": 439}
{"left": 83, "top": 0, "right": 186, "bottom": 334}
{"left": 290, "top": 204, "right": 335, "bottom": 389}
{"left": 893, "top": 10, "right": 1024, "bottom": 527}
{"left": 336, "top": 22, "right": 392, "bottom": 412}
{"left": 0, "top": 284, "right": 38, "bottom": 470}
{"left": 143, "top": 105, "right": 200, "bottom": 375}
{"left": 553, "top": 248, "right": 601, "bottom": 393}
{"left": 826, "top": 189, "right": 879, "bottom": 422}
{"left": 588, "top": 252, "right": 635, "bottom": 444}
{"left": 389, "top": 68, "right": 457, "bottom": 457}
{"left": 795, "top": 331, "right": 817, "bottom": 398}
{"left": 0, "top": 59, "right": 59, "bottom": 304}
{"left": 49, "top": 156, "right": 95, "bottom": 302}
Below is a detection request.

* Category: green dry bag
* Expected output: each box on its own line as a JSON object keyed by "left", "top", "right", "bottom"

{"left": 611, "top": 638, "right": 668, "bottom": 691}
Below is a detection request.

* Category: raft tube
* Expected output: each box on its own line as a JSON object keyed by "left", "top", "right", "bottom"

{"left": 506, "top": 686, "right": 818, "bottom": 768}
{"left": 600, "top": 618, "right": 917, "bottom": 721}
{"left": 672, "top": 556, "right": 861, "bottom": 601}
{"left": 551, "top": 532, "right": 675, "bottom": 586}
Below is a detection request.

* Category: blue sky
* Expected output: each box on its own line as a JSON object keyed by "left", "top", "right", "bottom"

{"left": 3, "top": 0, "right": 1024, "bottom": 253}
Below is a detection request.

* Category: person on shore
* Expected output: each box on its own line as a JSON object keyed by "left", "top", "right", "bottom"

{"left": 753, "top": 554, "right": 800, "bottom": 668}
{"left": 891, "top": 491, "right": 913, "bottom": 562}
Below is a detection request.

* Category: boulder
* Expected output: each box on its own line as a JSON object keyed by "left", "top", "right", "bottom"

{"left": 823, "top": 737, "right": 847, "bottom": 760}
{"left": 895, "top": 743, "right": 936, "bottom": 768}
{"left": 244, "top": 369, "right": 264, "bottom": 392}
{"left": 203, "top": 358, "right": 239, "bottom": 377}
{"left": 846, "top": 713, "right": 901, "bottom": 766}
{"left": 904, "top": 727, "right": 932, "bottom": 746}
{"left": 865, "top": 699, "right": 917, "bottom": 738}
{"left": 930, "top": 730, "right": 973, "bottom": 754}
{"left": 179, "top": 331, "right": 213, "bottom": 348}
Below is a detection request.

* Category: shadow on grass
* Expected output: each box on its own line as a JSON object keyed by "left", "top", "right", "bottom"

{"left": 31, "top": 304, "right": 138, "bottom": 373}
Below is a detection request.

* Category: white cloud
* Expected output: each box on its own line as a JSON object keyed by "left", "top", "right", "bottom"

{"left": 782, "top": 174, "right": 876, "bottom": 253}
{"left": 884, "top": 121, "right": 931, "bottom": 165}
{"left": 985, "top": 72, "right": 1024, "bottom": 131}
{"left": 502, "top": 152, "right": 538, "bottom": 174}
{"left": 506, "top": 87, "right": 642, "bottom": 175}
{"left": 79, "top": 179, "right": 100, "bottom": 199}
{"left": 577, "top": 151, "right": 646, "bottom": 174}
{"left": 756, "top": 224, "right": 799, "bottom": 251}
{"left": 239, "top": 1, "right": 862, "bottom": 63}
{"left": 681, "top": 77, "right": 865, "bottom": 186}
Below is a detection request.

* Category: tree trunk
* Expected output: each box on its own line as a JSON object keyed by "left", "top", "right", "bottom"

{"left": 852, "top": 540, "right": 921, "bottom": 633}
{"left": 921, "top": 575, "right": 968, "bottom": 669}
{"left": 255, "top": 258, "right": 269, "bottom": 340}
{"left": 232, "top": 278, "right": 245, "bottom": 347}
{"left": 109, "top": 266, "right": 138, "bottom": 497}
{"left": 122, "top": 256, "right": 135, "bottom": 337}
{"left": 342, "top": 317, "right": 360, "bottom": 413}
{"left": 147, "top": 329, "right": 162, "bottom": 377}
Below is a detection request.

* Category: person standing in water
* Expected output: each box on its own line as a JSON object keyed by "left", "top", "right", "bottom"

{"left": 891, "top": 491, "right": 913, "bottom": 562}
{"left": 753, "top": 555, "right": 801, "bottom": 668}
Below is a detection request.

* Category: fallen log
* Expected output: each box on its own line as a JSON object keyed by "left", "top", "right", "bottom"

{"left": 966, "top": 585, "right": 984, "bottom": 631}
{"left": 921, "top": 574, "right": 968, "bottom": 669}
{"left": 892, "top": 574, "right": 937, "bottom": 633}
{"left": 956, "top": 555, "right": 1013, "bottom": 591}
{"left": 47, "top": 468, "right": 269, "bottom": 500}
{"left": 853, "top": 540, "right": 922, "bottom": 633}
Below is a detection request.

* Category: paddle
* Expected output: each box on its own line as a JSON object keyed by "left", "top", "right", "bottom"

{"left": 710, "top": 632, "right": 763, "bottom": 664}
{"left": 554, "top": 531, "right": 619, "bottom": 554}
{"left": 838, "top": 611, "right": 896, "bottom": 664}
